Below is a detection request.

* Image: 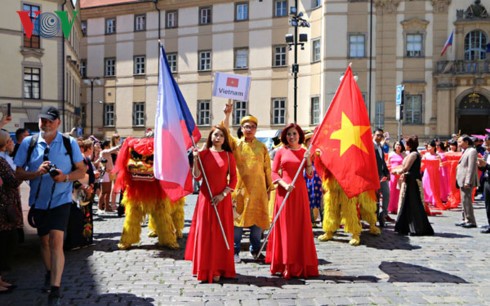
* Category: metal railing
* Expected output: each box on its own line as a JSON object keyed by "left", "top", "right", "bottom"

{"left": 435, "top": 60, "right": 490, "bottom": 75}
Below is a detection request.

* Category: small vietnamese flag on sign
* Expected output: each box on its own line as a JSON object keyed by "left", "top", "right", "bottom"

{"left": 310, "top": 65, "right": 380, "bottom": 198}
{"left": 226, "top": 77, "right": 239, "bottom": 87}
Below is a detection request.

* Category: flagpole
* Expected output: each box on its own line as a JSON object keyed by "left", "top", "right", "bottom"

{"left": 191, "top": 139, "right": 231, "bottom": 250}
{"left": 255, "top": 153, "right": 308, "bottom": 259}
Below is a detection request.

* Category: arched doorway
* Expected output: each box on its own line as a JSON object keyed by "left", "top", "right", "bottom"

{"left": 458, "top": 92, "right": 490, "bottom": 134}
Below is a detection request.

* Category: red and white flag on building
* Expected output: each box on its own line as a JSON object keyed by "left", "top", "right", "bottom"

{"left": 441, "top": 31, "right": 454, "bottom": 56}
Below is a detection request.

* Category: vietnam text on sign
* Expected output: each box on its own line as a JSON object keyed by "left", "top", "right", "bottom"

{"left": 212, "top": 72, "right": 251, "bottom": 101}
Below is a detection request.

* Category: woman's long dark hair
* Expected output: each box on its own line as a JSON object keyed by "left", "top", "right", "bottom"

{"left": 206, "top": 125, "right": 232, "bottom": 152}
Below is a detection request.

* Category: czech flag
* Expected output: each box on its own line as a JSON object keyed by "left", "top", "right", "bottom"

{"left": 154, "top": 45, "right": 201, "bottom": 201}
{"left": 441, "top": 31, "right": 454, "bottom": 56}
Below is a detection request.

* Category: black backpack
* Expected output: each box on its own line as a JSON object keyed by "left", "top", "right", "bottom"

{"left": 26, "top": 134, "right": 75, "bottom": 171}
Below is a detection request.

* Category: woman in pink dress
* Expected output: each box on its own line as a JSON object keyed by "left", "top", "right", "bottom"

{"left": 422, "top": 140, "right": 444, "bottom": 209}
{"left": 436, "top": 141, "right": 449, "bottom": 203}
{"left": 387, "top": 141, "right": 406, "bottom": 214}
{"left": 185, "top": 125, "right": 237, "bottom": 283}
{"left": 265, "top": 123, "right": 319, "bottom": 279}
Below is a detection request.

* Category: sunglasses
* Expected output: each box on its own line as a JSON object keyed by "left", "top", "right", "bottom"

{"left": 43, "top": 146, "right": 50, "bottom": 161}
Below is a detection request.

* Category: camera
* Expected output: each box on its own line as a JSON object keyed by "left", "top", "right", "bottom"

{"left": 48, "top": 163, "right": 60, "bottom": 177}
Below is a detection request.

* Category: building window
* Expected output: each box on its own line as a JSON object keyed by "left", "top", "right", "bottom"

{"left": 166, "top": 11, "right": 178, "bottom": 29}
{"left": 404, "top": 95, "right": 423, "bottom": 124}
{"left": 104, "top": 104, "right": 115, "bottom": 127}
{"left": 24, "top": 67, "right": 41, "bottom": 99}
{"left": 199, "top": 7, "right": 212, "bottom": 25}
{"left": 274, "top": 0, "right": 288, "bottom": 17}
{"left": 349, "top": 34, "right": 365, "bottom": 58}
{"left": 80, "top": 59, "right": 86, "bottom": 78}
{"left": 272, "top": 98, "right": 286, "bottom": 125}
{"left": 81, "top": 20, "right": 87, "bottom": 36}
{"left": 134, "top": 14, "right": 146, "bottom": 32}
{"left": 104, "top": 58, "right": 116, "bottom": 77}
{"left": 167, "top": 53, "right": 177, "bottom": 73}
{"left": 406, "top": 34, "right": 423, "bottom": 57}
{"left": 134, "top": 56, "right": 145, "bottom": 75}
{"left": 232, "top": 100, "right": 248, "bottom": 126}
{"left": 312, "top": 0, "right": 322, "bottom": 8}
{"left": 198, "top": 51, "right": 211, "bottom": 71}
{"left": 374, "top": 101, "right": 384, "bottom": 128}
{"left": 105, "top": 18, "right": 116, "bottom": 34}
{"left": 311, "top": 96, "right": 320, "bottom": 125}
{"left": 22, "top": 4, "right": 40, "bottom": 49}
{"left": 197, "top": 100, "right": 211, "bottom": 126}
{"left": 312, "top": 39, "right": 321, "bottom": 62}
{"left": 236, "top": 3, "right": 249, "bottom": 21}
{"left": 234, "top": 48, "right": 248, "bottom": 69}
{"left": 133, "top": 102, "right": 145, "bottom": 126}
{"left": 464, "top": 30, "right": 487, "bottom": 60}
{"left": 273, "top": 45, "right": 287, "bottom": 67}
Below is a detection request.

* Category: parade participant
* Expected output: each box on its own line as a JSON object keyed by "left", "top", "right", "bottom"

{"left": 477, "top": 134, "right": 490, "bottom": 233}
{"left": 455, "top": 135, "right": 479, "bottom": 228}
{"left": 393, "top": 135, "right": 434, "bottom": 236}
{"left": 185, "top": 124, "right": 237, "bottom": 283}
{"left": 14, "top": 106, "right": 85, "bottom": 306}
{"left": 387, "top": 140, "right": 406, "bottom": 214}
{"left": 265, "top": 123, "right": 318, "bottom": 279}
{"left": 422, "top": 140, "right": 447, "bottom": 210}
{"left": 373, "top": 128, "right": 391, "bottom": 226}
{"left": 223, "top": 103, "right": 272, "bottom": 263}
{"left": 303, "top": 131, "right": 323, "bottom": 226}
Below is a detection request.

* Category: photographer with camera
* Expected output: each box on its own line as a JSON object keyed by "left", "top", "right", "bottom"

{"left": 14, "top": 106, "right": 85, "bottom": 306}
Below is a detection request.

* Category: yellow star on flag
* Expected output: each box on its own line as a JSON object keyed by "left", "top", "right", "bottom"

{"left": 330, "top": 112, "right": 370, "bottom": 156}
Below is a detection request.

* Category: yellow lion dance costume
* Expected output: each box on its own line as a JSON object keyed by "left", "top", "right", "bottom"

{"left": 113, "top": 136, "right": 185, "bottom": 250}
{"left": 317, "top": 165, "right": 380, "bottom": 246}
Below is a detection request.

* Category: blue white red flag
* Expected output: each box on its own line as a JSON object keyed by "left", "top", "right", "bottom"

{"left": 441, "top": 31, "right": 454, "bottom": 56}
{"left": 154, "top": 45, "right": 201, "bottom": 201}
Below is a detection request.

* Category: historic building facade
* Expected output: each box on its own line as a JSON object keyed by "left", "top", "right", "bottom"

{"left": 0, "top": 0, "right": 83, "bottom": 133}
{"left": 78, "top": 0, "right": 489, "bottom": 140}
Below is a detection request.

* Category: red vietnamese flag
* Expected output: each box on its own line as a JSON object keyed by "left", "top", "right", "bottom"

{"left": 310, "top": 66, "right": 380, "bottom": 198}
{"left": 226, "top": 77, "right": 239, "bottom": 87}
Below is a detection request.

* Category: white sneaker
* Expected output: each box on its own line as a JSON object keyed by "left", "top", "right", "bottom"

{"left": 234, "top": 254, "right": 241, "bottom": 263}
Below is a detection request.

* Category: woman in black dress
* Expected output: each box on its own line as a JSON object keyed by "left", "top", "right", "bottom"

{"left": 393, "top": 135, "right": 434, "bottom": 236}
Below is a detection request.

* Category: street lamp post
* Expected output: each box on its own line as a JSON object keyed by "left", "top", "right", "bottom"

{"left": 83, "top": 77, "right": 104, "bottom": 135}
{"left": 285, "top": 0, "right": 309, "bottom": 124}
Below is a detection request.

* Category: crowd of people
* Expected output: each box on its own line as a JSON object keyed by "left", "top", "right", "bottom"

{"left": 1, "top": 104, "right": 489, "bottom": 302}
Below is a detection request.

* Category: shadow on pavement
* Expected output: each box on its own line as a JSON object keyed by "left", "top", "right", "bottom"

{"left": 361, "top": 229, "right": 422, "bottom": 251}
{"left": 379, "top": 261, "right": 468, "bottom": 283}
{"left": 433, "top": 232, "right": 473, "bottom": 238}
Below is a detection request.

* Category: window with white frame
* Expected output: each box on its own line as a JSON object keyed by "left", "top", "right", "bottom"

{"left": 374, "top": 101, "right": 384, "bottom": 128}
{"left": 104, "top": 104, "right": 115, "bottom": 126}
{"left": 464, "top": 30, "right": 487, "bottom": 60}
{"left": 312, "top": 39, "right": 321, "bottom": 62}
{"left": 232, "top": 100, "right": 248, "bottom": 126}
{"left": 235, "top": 48, "right": 248, "bottom": 69}
{"left": 166, "top": 53, "right": 177, "bottom": 73}
{"left": 349, "top": 34, "right": 365, "bottom": 58}
{"left": 24, "top": 67, "right": 41, "bottom": 99}
{"left": 272, "top": 98, "right": 286, "bottom": 125}
{"left": 80, "top": 59, "right": 86, "bottom": 78}
{"left": 236, "top": 3, "right": 249, "bottom": 21}
{"left": 198, "top": 51, "right": 211, "bottom": 71}
{"left": 132, "top": 102, "right": 145, "bottom": 126}
{"left": 273, "top": 45, "right": 287, "bottom": 66}
{"left": 104, "top": 58, "right": 116, "bottom": 76}
{"left": 275, "top": 0, "right": 287, "bottom": 17}
{"left": 404, "top": 94, "right": 423, "bottom": 124}
{"left": 312, "top": 0, "right": 322, "bottom": 8}
{"left": 105, "top": 18, "right": 116, "bottom": 34}
{"left": 166, "top": 11, "right": 178, "bottom": 28}
{"left": 134, "top": 14, "right": 146, "bottom": 31}
{"left": 310, "top": 96, "right": 320, "bottom": 125}
{"left": 199, "top": 7, "right": 212, "bottom": 25}
{"left": 406, "top": 34, "right": 422, "bottom": 57}
{"left": 134, "top": 56, "right": 145, "bottom": 75}
{"left": 197, "top": 100, "right": 211, "bottom": 126}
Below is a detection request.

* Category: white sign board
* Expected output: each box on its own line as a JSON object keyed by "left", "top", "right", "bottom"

{"left": 395, "top": 84, "right": 404, "bottom": 105}
{"left": 212, "top": 72, "right": 251, "bottom": 101}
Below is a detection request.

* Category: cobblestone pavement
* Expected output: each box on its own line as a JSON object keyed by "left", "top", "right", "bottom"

{"left": 2, "top": 183, "right": 490, "bottom": 305}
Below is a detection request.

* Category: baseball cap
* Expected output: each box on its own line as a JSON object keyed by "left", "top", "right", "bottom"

{"left": 39, "top": 106, "right": 60, "bottom": 121}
